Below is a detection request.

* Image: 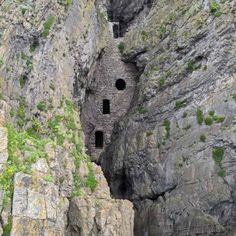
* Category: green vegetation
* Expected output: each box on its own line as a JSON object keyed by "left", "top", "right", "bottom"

{"left": 212, "top": 147, "right": 225, "bottom": 177}
{"left": 163, "top": 119, "right": 171, "bottom": 139}
{"left": 2, "top": 215, "right": 12, "bottom": 236}
{"left": 141, "top": 31, "right": 148, "bottom": 41}
{"left": 42, "top": 16, "right": 56, "bottom": 37}
{"left": 1, "top": 97, "right": 98, "bottom": 207}
{"left": 159, "top": 77, "right": 165, "bottom": 87}
{"left": 175, "top": 99, "right": 187, "bottom": 109}
{"left": 214, "top": 115, "right": 225, "bottom": 123}
{"left": 0, "top": 124, "right": 49, "bottom": 206}
{"left": 118, "top": 42, "right": 125, "bottom": 53}
{"left": 231, "top": 93, "right": 236, "bottom": 101}
{"left": 187, "top": 61, "right": 201, "bottom": 73}
{"left": 196, "top": 108, "right": 204, "bottom": 125}
{"left": 210, "top": 0, "right": 221, "bottom": 17}
{"left": 159, "top": 25, "right": 167, "bottom": 38}
{"left": 136, "top": 106, "right": 147, "bottom": 114}
{"left": 37, "top": 101, "right": 47, "bottom": 112}
{"left": 16, "top": 97, "right": 26, "bottom": 128}
{"left": 200, "top": 134, "right": 206, "bottom": 142}
{"left": 85, "top": 163, "right": 98, "bottom": 192}
{"left": 19, "top": 74, "right": 28, "bottom": 88}
{"left": 205, "top": 116, "right": 213, "bottom": 125}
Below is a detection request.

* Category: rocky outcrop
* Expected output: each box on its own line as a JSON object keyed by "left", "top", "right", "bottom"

{"left": 102, "top": 0, "right": 236, "bottom": 235}
{"left": 67, "top": 164, "right": 134, "bottom": 236}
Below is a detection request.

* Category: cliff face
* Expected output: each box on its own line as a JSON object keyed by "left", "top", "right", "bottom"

{"left": 101, "top": 0, "right": 236, "bottom": 235}
{"left": 1, "top": 0, "right": 236, "bottom": 235}
{"left": 0, "top": 0, "right": 134, "bottom": 235}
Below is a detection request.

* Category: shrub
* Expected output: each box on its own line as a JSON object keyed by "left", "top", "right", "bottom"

{"left": 175, "top": 99, "right": 187, "bottom": 109}
{"left": 19, "top": 74, "right": 28, "bottom": 88}
{"left": 37, "top": 101, "right": 47, "bottom": 112}
{"left": 212, "top": 147, "right": 225, "bottom": 177}
{"left": 163, "top": 119, "right": 171, "bottom": 139}
{"left": 231, "top": 93, "right": 236, "bottom": 101}
{"left": 210, "top": 0, "right": 221, "bottom": 17}
{"left": 205, "top": 116, "right": 213, "bottom": 125}
{"left": 196, "top": 108, "right": 204, "bottom": 125}
{"left": 214, "top": 115, "right": 225, "bottom": 123}
{"left": 187, "top": 61, "right": 201, "bottom": 73}
{"left": 212, "top": 147, "right": 224, "bottom": 163}
{"left": 136, "top": 106, "right": 147, "bottom": 114}
{"left": 118, "top": 42, "right": 125, "bottom": 53}
{"left": 42, "top": 16, "right": 56, "bottom": 37}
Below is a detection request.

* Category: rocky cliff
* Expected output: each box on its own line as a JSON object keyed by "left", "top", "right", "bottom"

{"left": 101, "top": 0, "right": 236, "bottom": 235}
{"left": 0, "top": 0, "right": 134, "bottom": 235}
{"left": 0, "top": 0, "right": 236, "bottom": 235}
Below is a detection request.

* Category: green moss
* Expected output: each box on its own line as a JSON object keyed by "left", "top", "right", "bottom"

{"left": 118, "top": 42, "right": 125, "bottom": 53}
{"left": 163, "top": 119, "right": 171, "bottom": 139}
{"left": 205, "top": 116, "right": 213, "bottom": 126}
{"left": 175, "top": 99, "right": 187, "bottom": 109}
{"left": 196, "top": 108, "right": 204, "bottom": 125}
{"left": 42, "top": 16, "right": 56, "bottom": 37}
{"left": 37, "top": 101, "right": 47, "bottom": 112}
{"left": 200, "top": 134, "right": 206, "bottom": 142}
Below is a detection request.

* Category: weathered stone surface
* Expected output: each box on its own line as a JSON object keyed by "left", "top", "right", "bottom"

{"left": 12, "top": 172, "right": 69, "bottom": 235}
{"left": 101, "top": 0, "right": 236, "bottom": 235}
{"left": 67, "top": 164, "right": 134, "bottom": 236}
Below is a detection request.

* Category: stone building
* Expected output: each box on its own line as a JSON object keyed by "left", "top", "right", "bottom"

{"left": 81, "top": 29, "right": 137, "bottom": 162}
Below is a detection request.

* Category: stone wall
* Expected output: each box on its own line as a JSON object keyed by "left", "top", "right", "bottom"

{"left": 81, "top": 35, "right": 137, "bottom": 162}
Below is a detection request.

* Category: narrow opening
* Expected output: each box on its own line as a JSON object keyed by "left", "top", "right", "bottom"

{"left": 95, "top": 131, "right": 104, "bottom": 149}
{"left": 103, "top": 99, "right": 110, "bottom": 114}
{"left": 113, "top": 24, "right": 120, "bottom": 38}
{"left": 115, "top": 79, "right": 126, "bottom": 90}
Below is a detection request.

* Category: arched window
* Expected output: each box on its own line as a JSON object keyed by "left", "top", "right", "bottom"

{"left": 115, "top": 79, "right": 126, "bottom": 90}
{"left": 103, "top": 99, "right": 110, "bottom": 114}
{"left": 95, "top": 131, "right": 104, "bottom": 149}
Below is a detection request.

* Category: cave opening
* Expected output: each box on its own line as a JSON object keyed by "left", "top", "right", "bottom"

{"left": 103, "top": 99, "right": 110, "bottom": 114}
{"left": 95, "top": 131, "right": 104, "bottom": 149}
{"left": 115, "top": 79, "right": 126, "bottom": 90}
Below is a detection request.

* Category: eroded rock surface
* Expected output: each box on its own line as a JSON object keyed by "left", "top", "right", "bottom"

{"left": 102, "top": 0, "right": 236, "bottom": 235}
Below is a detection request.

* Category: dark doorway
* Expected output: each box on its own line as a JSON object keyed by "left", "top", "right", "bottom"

{"left": 103, "top": 99, "right": 110, "bottom": 114}
{"left": 115, "top": 79, "right": 126, "bottom": 90}
{"left": 113, "top": 24, "right": 120, "bottom": 38}
{"left": 95, "top": 131, "right": 104, "bottom": 149}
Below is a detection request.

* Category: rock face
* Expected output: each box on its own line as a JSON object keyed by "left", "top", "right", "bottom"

{"left": 67, "top": 164, "right": 134, "bottom": 236}
{"left": 0, "top": 0, "right": 134, "bottom": 235}
{"left": 101, "top": 0, "right": 236, "bottom": 235}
